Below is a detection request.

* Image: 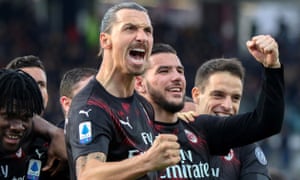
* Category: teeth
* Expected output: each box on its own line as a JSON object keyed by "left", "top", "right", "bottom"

{"left": 169, "top": 88, "right": 181, "bottom": 92}
{"left": 132, "top": 48, "right": 145, "bottom": 52}
{"left": 7, "top": 135, "right": 20, "bottom": 139}
{"left": 215, "top": 113, "right": 230, "bottom": 117}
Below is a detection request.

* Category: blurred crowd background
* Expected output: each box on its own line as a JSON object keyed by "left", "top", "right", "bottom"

{"left": 0, "top": 0, "right": 299, "bottom": 179}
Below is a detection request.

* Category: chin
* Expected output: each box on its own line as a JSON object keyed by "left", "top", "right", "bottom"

{"left": 3, "top": 146, "right": 20, "bottom": 154}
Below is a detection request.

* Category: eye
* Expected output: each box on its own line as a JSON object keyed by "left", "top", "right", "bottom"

{"left": 38, "top": 82, "right": 46, "bottom": 88}
{"left": 158, "top": 68, "right": 169, "bottom": 73}
{"left": 232, "top": 95, "right": 241, "bottom": 103}
{"left": 159, "top": 70, "right": 168, "bottom": 73}
{"left": 177, "top": 68, "right": 184, "bottom": 74}
{"left": 144, "top": 27, "right": 153, "bottom": 34}
{"left": 212, "top": 92, "right": 224, "bottom": 99}
{"left": 20, "top": 114, "right": 32, "bottom": 122}
{"left": 125, "top": 25, "right": 137, "bottom": 31}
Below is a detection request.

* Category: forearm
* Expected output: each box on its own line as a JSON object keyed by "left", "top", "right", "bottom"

{"left": 236, "top": 67, "right": 284, "bottom": 142}
{"left": 246, "top": 35, "right": 284, "bottom": 136}
{"left": 33, "top": 115, "right": 61, "bottom": 141}
{"left": 238, "top": 67, "right": 284, "bottom": 142}
{"left": 260, "top": 66, "right": 284, "bottom": 134}
{"left": 75, "top": 134, "right": 179, "bottom": 179}
{"left": 234, "top": 67, "right": 284, "bottom": 139}
{"left": 78, "top": 153, "right": 156, "bottom": 180}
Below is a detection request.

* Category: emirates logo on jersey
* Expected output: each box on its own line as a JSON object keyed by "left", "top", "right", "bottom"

{"left": 223, "top": 149, "right": 234, "bottom": 161}
{"left": 184, "top": 129, "right": 198, "bottom": 143}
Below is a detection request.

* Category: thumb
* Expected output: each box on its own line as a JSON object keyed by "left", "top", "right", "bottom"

{"left": 42, "top": 156, "right": 55, "bottom": 171}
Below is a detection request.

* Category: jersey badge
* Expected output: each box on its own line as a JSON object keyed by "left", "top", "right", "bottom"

{"left": 184, "top": 129, "right": 198, "bottom": 143}
{"left": 27, "top": 159, "right": 41, "bottom": 180}
{"left": 255, "top": 147, "right": 267, "bottom": 165}
{"left": 79, "top": 121, "right": 92, "bottom": 144}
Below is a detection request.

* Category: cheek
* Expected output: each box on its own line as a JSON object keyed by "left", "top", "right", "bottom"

{"left": 41, "top": 88, "right": 48, "bottom": 97}
{"left": 0, "top": 121, "right": 9, "bottom": 129}
{"left": 150, "top": 78, "right": 163, "bottom": 86}
{"left": 206, "top": 99, "right": 221, "bottom": 109}
{"left": 148, "top": 36, "right": 154, "bottom": 46}
{"left": 22, "top": 121, "right": 31, "bottom": 130}
{"left": 233, "top": 103, "right": 240, "bottom": 112}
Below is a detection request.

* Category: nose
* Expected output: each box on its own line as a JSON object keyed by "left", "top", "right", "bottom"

{"left": 222, "top": 97, "right": 233, "bottom": 111}
{"left": 9, "top": 119, "right": 25, "bottom": 130}
{"left": 172, "top": 71, "right": 185, "bottom": 82}
{"left": 136, "top": 29, "right": 148, "bottom": 42}
{"left": 171, "top": 72, "right": 186, "bottom": 89}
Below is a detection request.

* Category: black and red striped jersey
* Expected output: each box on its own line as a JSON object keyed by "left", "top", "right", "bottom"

{"left": 66, "top": 78, "right": 158, "bottom": 180}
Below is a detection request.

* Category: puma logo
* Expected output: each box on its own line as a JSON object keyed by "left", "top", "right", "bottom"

{"left": 119, "top": 116, "right": 133, "bottom": 129}
{"left": 79, "top": 109, "right": 92, "bottom": 118}
{"left": 16, "top": 148, "right": 22, "bottom": 158}
{"left": 35, "top": 149, "right": 44, "bottom": 159}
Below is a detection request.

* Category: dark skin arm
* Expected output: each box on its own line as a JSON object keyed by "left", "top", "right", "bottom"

{"left": 33, "top": 115, "right": 67, "bottom": 175}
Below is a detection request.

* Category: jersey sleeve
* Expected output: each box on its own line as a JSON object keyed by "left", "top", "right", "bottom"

{"left": 239, "top": 143, "right": 271, "bottom": 180}
{"left": 66, "top": 104, "right": 114, "bottom": 162}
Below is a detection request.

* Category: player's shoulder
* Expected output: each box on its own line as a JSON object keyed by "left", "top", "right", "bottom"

{"left": 235, "top": 143, "right": 268, "bottom": 165}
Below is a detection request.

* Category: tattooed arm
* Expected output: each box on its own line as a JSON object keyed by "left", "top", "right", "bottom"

{"left": 32, "top": 115, "right": 67, "bottom": 175}
{"left": 75, "top": 134, "right": 180, "bottom": 180}
{"left": 76, "top": 152, "right": 107, "bottom": 177}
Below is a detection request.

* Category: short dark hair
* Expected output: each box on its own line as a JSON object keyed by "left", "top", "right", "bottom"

{"left": 98, "top": 2, "right": 148, "bottom": 56}
{"left": 59, "top": 67, "right": 97, "bottom": 98}
{"left": 145, "top": 43, "right": 179, "bottom": 73}
{"left": 0, "top": 69, "right": 44, "bottom": 117}
{"left": 194, "top": 58, "right": 245, "bottom": 91}
{"left": 151, "top": 43, "right": 177, "bottom": 55}
{"left": 6, "top": 55, "right": 45, "bottom": 71}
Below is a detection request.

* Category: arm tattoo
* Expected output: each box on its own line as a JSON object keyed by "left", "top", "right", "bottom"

{"left": 76, "top": 152, "right": 107, "bottom": 176}
{"left": 87, "top": 152, "right": 107, "bottom": 162}
{"left": 76, "top": 156, "right": 88, "bottom": 177}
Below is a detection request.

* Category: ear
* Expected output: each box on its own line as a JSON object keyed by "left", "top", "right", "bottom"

{"left": 60, "top": 96, "right": 72, "bottom": 116}
{"left": 100, "top": 33, "right": 112, "bottom": 49}
{"left": 191, "top": 87, "right": 200, "bottom": 104}
{"left": 135, "top": 76, "right": 146, "bottom": 94}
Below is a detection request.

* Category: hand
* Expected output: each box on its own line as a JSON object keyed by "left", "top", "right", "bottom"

{"left": 177, "top": 111, "right": 197, "bottom": 123}
{"left": 246, "top": 35, "right": 281, "bottom": 68}
{"left": 42, "top": 128, "right": 68, "bottom": 175}
{"left": 143, "top": 134, "right": 180, "bottom": 171}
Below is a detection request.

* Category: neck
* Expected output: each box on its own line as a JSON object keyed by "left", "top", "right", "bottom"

{"left": 96, "top": 71, "right": 135, "bottom": 98}
{"left": 96, "top": 55, "right": 135, "bottom": 98}
{"left": 152, "top": 104, "right": 178, "bottom": 123}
